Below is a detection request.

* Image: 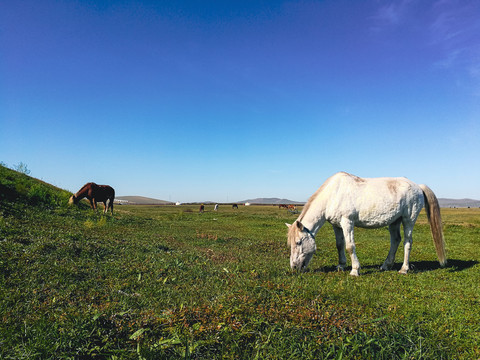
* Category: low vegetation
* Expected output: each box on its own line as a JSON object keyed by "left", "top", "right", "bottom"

{"left": 1, "top": 165, "right": 479, "bottom": 359}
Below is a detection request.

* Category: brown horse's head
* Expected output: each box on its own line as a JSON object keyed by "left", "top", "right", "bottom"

{"left": 69, "top": 195, "right": 78, "bottom": 205}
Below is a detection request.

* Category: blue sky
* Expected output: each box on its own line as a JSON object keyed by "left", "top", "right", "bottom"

{"left": 1, "top": 0, "right": 479, "bottom": 202}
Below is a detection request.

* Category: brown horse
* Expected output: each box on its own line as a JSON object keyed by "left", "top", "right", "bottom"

{"left": 69, "top": 182, "right": 115, "bottom": 214}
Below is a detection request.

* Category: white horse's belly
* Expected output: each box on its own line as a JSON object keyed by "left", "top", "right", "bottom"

{"left": 327, "top": 210, "right": 400, "bottom": 228}
{"left": 355, "top": 211, "right": 400, "bottom": 228}
{"left": 326, "top": 198, "right": 403, "bottom": 229}
{"left": 356, "top": 200, "right": 402, "bottom": 227}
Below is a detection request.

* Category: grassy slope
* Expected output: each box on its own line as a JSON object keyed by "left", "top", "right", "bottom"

{"left": 1, "top": 165, "right": 479, "bottom": 359}
{"left": 0, "top": 165, "right": 73, "bottom": 211}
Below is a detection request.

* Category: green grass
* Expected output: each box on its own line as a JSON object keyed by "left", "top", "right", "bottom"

{"left": 1, "top": 164, "right": 479, "bottom": 359}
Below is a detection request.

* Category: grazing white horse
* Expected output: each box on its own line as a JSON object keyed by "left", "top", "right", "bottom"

{"left": 286, "top": 172, "right": 446, "bottom": 276}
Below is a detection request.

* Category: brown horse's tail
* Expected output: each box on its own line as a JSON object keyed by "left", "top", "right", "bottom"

{"left": 109, "top": 188, "right": 115, "bottom": 214}
{"left": 419, "top": 184, "right": 446, "bottom": 267}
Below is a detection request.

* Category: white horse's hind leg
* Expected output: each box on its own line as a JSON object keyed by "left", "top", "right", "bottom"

{"left": 381, "top": 219, "right": 402, "bottom": 271}
{"left": 333, "top": 225, "right": 347, "bottom": 271}
{"left": 341, "top": 219, "right": 361, "bottom": 276}
{"left": 399, "top": 222, "right": 414, "bottom": 274}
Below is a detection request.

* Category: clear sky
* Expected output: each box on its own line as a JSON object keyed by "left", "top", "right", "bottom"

{"left": 1, "top": 0, "right": 479, "bottom": 203}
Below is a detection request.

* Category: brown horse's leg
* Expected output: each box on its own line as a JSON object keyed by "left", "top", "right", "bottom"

{"left": 89, "top": 199, "right": 96, "bottom": 211}
{"left": 110, "top": 198, "right": 114, "bottom": 215}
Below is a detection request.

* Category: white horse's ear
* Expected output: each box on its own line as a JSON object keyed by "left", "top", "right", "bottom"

{"left": 296, "top": 221, "right": 304, "bottom": 231}
{"left": 285, "top": 223, "right": 291, "bottom": 228}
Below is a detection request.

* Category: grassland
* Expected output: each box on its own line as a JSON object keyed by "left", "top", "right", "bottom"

{"left": 1, "top": 165, "right": 479, "bottom": 359}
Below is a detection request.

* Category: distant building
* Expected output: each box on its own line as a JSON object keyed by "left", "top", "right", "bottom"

{"left": 114, "top": 199, "right": 129, "bottom": 205}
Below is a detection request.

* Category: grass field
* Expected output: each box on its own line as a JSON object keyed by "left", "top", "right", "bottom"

{"left": 1, "top": 165, "right": 479, "bottom": 359}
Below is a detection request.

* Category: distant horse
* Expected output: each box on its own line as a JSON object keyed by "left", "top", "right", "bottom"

{"left": 287, "top": 172, "right": 446, "bottom": 276}
{"left": 69, "top": 182, "right": 115, "bottom": 214}
{"left": 232, "top": 204, "right": 238, "bottom": 209}
{"left": 214, "top": 204, "right": 219, "bottom": 211}
{"left": 287, "top": 204, "right": 298, "bottom": 214}
{"left": 199, "top": 204, "right": 205, "bottom": 213}
{"left": 279, "top": 204, "right": 288, "bottom": 209}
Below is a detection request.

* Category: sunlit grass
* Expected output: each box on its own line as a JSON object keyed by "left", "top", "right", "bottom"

{"left": 1, "top": 165, "right": 479, "bottom": 358}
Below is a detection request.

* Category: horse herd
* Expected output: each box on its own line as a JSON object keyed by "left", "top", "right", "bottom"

{"left": 69, "top": 172, "right": 447, "bottom": 276}
{"left": 68, "top": 182, "right": 270, "bottom": 215}
{"left": 199, "top": 203, "right": 239, "bottom": 213}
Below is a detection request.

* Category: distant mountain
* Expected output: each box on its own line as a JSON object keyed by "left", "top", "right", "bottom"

{"left": 238, "top": 198, "right": 304, "bottom": 205}
{"left": 438, "top": 198, "right": 480, "bottom": 208}
{"left": 115, "top": 196, "right": 479, "bottom": 208}
{"left": 115, "top": 196, "right": 172, "bottom": 205}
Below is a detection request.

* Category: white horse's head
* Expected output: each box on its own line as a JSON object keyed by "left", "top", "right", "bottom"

{"left": 286, "top": 221, "right": 316, "bottom": 271}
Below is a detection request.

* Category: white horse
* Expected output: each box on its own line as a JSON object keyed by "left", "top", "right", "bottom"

{"left": 286, "top": 172, "right": 446, "bottom": 276}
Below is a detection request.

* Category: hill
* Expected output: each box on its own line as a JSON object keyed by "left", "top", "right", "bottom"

{"left": 438, "top": 198, "right": 480, "bottom": 208}
{"left": 238, "top": 197, "right": 304, "bottom": 205}
{"left": 0, "top": 164, "right": 72, "bottom": 211}
{"left": 115, "top": 196, "right": 172, "bottom": 205}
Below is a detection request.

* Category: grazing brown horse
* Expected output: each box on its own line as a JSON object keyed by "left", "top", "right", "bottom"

{"left": 69, "top": 182, "right": 115, "bottom": 214}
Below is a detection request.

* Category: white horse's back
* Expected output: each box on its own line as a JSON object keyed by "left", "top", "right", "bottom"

{"left": 317, "top": 172, "right": 424, "bottom": 229}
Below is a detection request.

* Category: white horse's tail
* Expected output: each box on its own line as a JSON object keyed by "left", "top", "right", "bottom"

{"left": 419, "top": 184, "right": 447, "bottom": 267}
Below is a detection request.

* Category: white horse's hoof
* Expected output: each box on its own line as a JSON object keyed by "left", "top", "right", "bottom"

{"left": 398, "top": 268, "right": 408, "bottom": 275}
{"left": 349, "top": 269, "right": 360, "bottom": 276}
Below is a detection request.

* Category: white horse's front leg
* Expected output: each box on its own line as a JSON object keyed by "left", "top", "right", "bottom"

{"left": 399, "top": 222, "right": 414, "bottom": 274}
{"left": 341, "top": 219, "right": 360, "bottom": 276}
{"left": 333, "top": 225, "right": 347, "bottom": 271}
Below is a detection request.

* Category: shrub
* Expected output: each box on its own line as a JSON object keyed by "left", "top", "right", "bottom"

{"left": 28, "top": 184, "right": 56, "bottom": 207}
